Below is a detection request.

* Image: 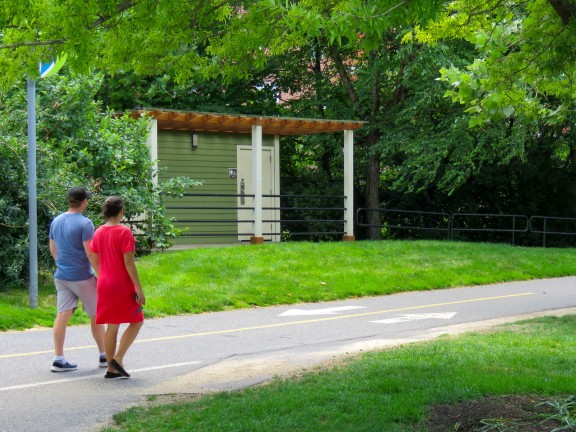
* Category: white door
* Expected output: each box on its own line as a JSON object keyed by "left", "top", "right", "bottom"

{"left": 237, "top": 146, "right": 279, "bottom": 242}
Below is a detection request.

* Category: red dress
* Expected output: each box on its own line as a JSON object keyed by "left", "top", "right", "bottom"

{"left": 89, "top": 224, "right": 144, "bottom": 324}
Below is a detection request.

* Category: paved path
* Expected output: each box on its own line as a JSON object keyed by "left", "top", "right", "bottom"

{"left": 1, "top": 277, "right": 576, "bottom": 432}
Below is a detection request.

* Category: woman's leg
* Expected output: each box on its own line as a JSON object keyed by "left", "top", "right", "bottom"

{"left": 105, "top": 324, "right": 120, "bottom": 373}
{"left": 114, "top": 321, "right": 144, "bottom": 366}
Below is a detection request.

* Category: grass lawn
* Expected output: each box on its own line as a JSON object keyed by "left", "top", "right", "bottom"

{"left": 100, "top": 315, "right": 576, "bottom": 431}
{"left": 2, "top": 240, "right": 576, "bottom": 331}
{"left": 4, "top": 240, "right": 576, "bottom": 430}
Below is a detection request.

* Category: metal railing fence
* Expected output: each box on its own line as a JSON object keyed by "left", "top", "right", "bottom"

{"left": 357, "top": 208, "right": 451, "bottom": 239}
{"left": 357, "top": 208, "right": 574, "bottom": 247}
{"left": 529, "top": 216, "right": 576, "bottom": 247}
{"left": 166, "top": 192, "right": 346, "bottom": 240}
{"left": 451, "top": 213, "right": 529, "bottom": 245}
{"left": 164, "top": 193, "right": 576, "bottom": 247}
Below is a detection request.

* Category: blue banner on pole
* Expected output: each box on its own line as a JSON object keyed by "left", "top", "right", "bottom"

{"left": 39, "top": 61, "right": 54, "bottom": 78}
{"left": 39, "top": 55, "right": 66, "bottom": 78}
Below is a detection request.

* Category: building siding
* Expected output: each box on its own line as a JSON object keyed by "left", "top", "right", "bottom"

{"left": 157, "top": 130, "right": 274, "bottom": 244}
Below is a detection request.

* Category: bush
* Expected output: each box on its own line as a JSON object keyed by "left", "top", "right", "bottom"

{"left": 0, "top": 73, "right": 199, "bottom": 288}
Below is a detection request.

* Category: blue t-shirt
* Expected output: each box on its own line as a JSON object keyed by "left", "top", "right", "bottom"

{"left": 49, "top": 212, "right": 95, "bottom": 281}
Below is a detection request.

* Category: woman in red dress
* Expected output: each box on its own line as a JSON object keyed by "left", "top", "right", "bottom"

{"left": 90, "top": 196, "right": 146, "bottom": 379}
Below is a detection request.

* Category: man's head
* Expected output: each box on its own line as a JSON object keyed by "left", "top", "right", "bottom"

{"left": 67, "top": 187, "right": 92, "bottom": 209}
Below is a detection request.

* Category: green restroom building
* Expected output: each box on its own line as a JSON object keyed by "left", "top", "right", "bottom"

{"left": 136, "top": 109, "right": 365, "bottom": 246}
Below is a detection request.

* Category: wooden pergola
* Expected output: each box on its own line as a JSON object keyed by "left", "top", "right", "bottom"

{"left": 132, "top": 109, "right": 366, "bottom": 243}
{"left": 132, "top": 109, "right": 365, "bottom": 135}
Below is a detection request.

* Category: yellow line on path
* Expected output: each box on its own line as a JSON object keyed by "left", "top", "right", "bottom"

{"left": 0, "top": 292, "right": 534, "bottom": 359}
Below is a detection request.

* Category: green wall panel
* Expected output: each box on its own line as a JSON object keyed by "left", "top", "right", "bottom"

{"left": 157, "top": 130, "right": 273, "bottom": 245}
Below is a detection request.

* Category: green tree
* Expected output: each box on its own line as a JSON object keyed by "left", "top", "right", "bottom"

{"left": 414, "top": 0, "right": 576, "bottom": 126}
{"left": 263, "top": 35, "right": 479, "bottom": 238}
{"left": 0, "top": 0, "right": 231, "bottom": 83}
{"left": 3, "top": 0, "right": 573, "bottom": 243}
{"left": 2, "top": 1, "right": 573, "bottom": 124}
{"left": 96, "top": 71, "right": 280, "bottom": 115}
{"left": 205, "top": 1, "right": 447, "bottom": 239}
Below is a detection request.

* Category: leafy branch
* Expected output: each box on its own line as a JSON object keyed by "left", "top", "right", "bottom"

{"left": 90, "top": 0, "right": 136, "bottom": 29}
{"left": 0, "top": 0, "right": 136, "bottom": 50}
{"left": 0, "top": 39, "right": 67, "bottom": 50}
{"left": 0, "top": 222, "right": 26, "bottom": 229}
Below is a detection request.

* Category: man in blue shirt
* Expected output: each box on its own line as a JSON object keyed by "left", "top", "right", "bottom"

{"left": 49, "top": 187, "right": 106, "bottom": 372}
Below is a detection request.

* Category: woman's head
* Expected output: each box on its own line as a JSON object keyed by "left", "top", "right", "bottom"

{"left": 102, "top": 196, "right": 124, "bottom": 219}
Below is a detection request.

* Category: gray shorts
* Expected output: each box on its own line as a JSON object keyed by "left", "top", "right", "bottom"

{"left": 54, "top": 277, "right": 97, "bottom": 316}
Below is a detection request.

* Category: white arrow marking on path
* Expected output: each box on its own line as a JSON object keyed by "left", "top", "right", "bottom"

{"left": 371, "top": 312, "right": 457, "bottom": 324}
{"left": 279, "top": 306, "right": 366, "bottom": 317}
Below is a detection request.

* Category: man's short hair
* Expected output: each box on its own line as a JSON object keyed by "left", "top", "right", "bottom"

{"left": 67, "top": 187, "right": 92, "bottom": 208}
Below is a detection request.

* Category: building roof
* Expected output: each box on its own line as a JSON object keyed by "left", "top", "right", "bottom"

{"left": 131, "top": 109, "right": 366, "bottom": 136}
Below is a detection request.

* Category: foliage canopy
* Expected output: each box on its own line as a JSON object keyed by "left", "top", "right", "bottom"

{"left": 1, "top": 1, "right": 574, "bottom": 122}
{"left": 414, "top": 0, "right": 576, "bottom": 125}
{"left": 2, "top": 0, "right": 576, "bottom": 252}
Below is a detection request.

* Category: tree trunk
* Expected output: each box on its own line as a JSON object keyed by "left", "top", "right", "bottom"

{"left": 327, "top": 44, "right": 383, "bottom": 239}
{"left": 365, "top": 131, "right": 382, "bottom": 240}
{"left": 549, "top": 0, "right": 576, "bottom": 24}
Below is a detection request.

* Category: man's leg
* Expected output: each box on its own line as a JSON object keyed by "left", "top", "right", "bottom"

{"left": 51, "top": 279, "right": 80, "bottom": 371}
{"left": 53, "top": 279, "right": 79, "bottom": 358}
{"left": 77, "top": 277, "right": 105, "bottom": 354}
{"left": 53, "top": 309, "right": 74, "bottom": 357}
{"left": 90, "top": 317, "right": 106, "bottom": 353}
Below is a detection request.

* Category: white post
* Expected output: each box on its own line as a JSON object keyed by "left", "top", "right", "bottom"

{"left": 273, "top": 135, "right": 280, "bottom": 242}
{"left": 251, "top": 125, "right": 263, "bottom": 243}
{"left": 343, "top": 129, "right": 355, "bottom": 240}
{"left": 147, "top": 119, "right": 158, "bottom": 186}
{"left": 143, "top": 119, "right": 159, "bottom": 241}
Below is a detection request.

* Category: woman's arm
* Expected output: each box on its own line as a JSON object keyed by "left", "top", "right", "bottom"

{"left": 124, "top": 251, "right": 145, "bottom": 305}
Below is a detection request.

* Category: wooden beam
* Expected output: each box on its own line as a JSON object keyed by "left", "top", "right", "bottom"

{"left": 130, "top": 110, "right": 366, "bottom": 135}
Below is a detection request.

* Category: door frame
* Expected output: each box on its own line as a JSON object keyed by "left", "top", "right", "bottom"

{"left": 237, "top": 142, "right": 280, "bottom": 242}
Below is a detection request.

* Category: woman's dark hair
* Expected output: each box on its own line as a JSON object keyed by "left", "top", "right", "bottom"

{"left": 102, "top": 196, "right": 124, "bottom": 219}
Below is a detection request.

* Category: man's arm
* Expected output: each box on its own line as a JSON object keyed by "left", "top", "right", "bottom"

{"left": 83, "top": 240, "right": 99, "bottom": 274}
{"left": 49, "top": 239, "right": 57, "bottom": 261}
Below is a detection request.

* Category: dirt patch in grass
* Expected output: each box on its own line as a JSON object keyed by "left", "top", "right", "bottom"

{"left": 426, "top": 395, "right": 567, "bottom": 431}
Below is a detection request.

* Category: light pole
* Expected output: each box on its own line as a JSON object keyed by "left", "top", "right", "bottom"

{"left": 27, "top": 79, "right": 38, "bottom": 308}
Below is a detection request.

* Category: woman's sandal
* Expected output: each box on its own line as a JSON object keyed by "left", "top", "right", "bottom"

{"left": 104, "top": 371, "right": 127, "bottom": 380}
{"left": 110, "top": 359, "right": 131, "bottom": 377}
